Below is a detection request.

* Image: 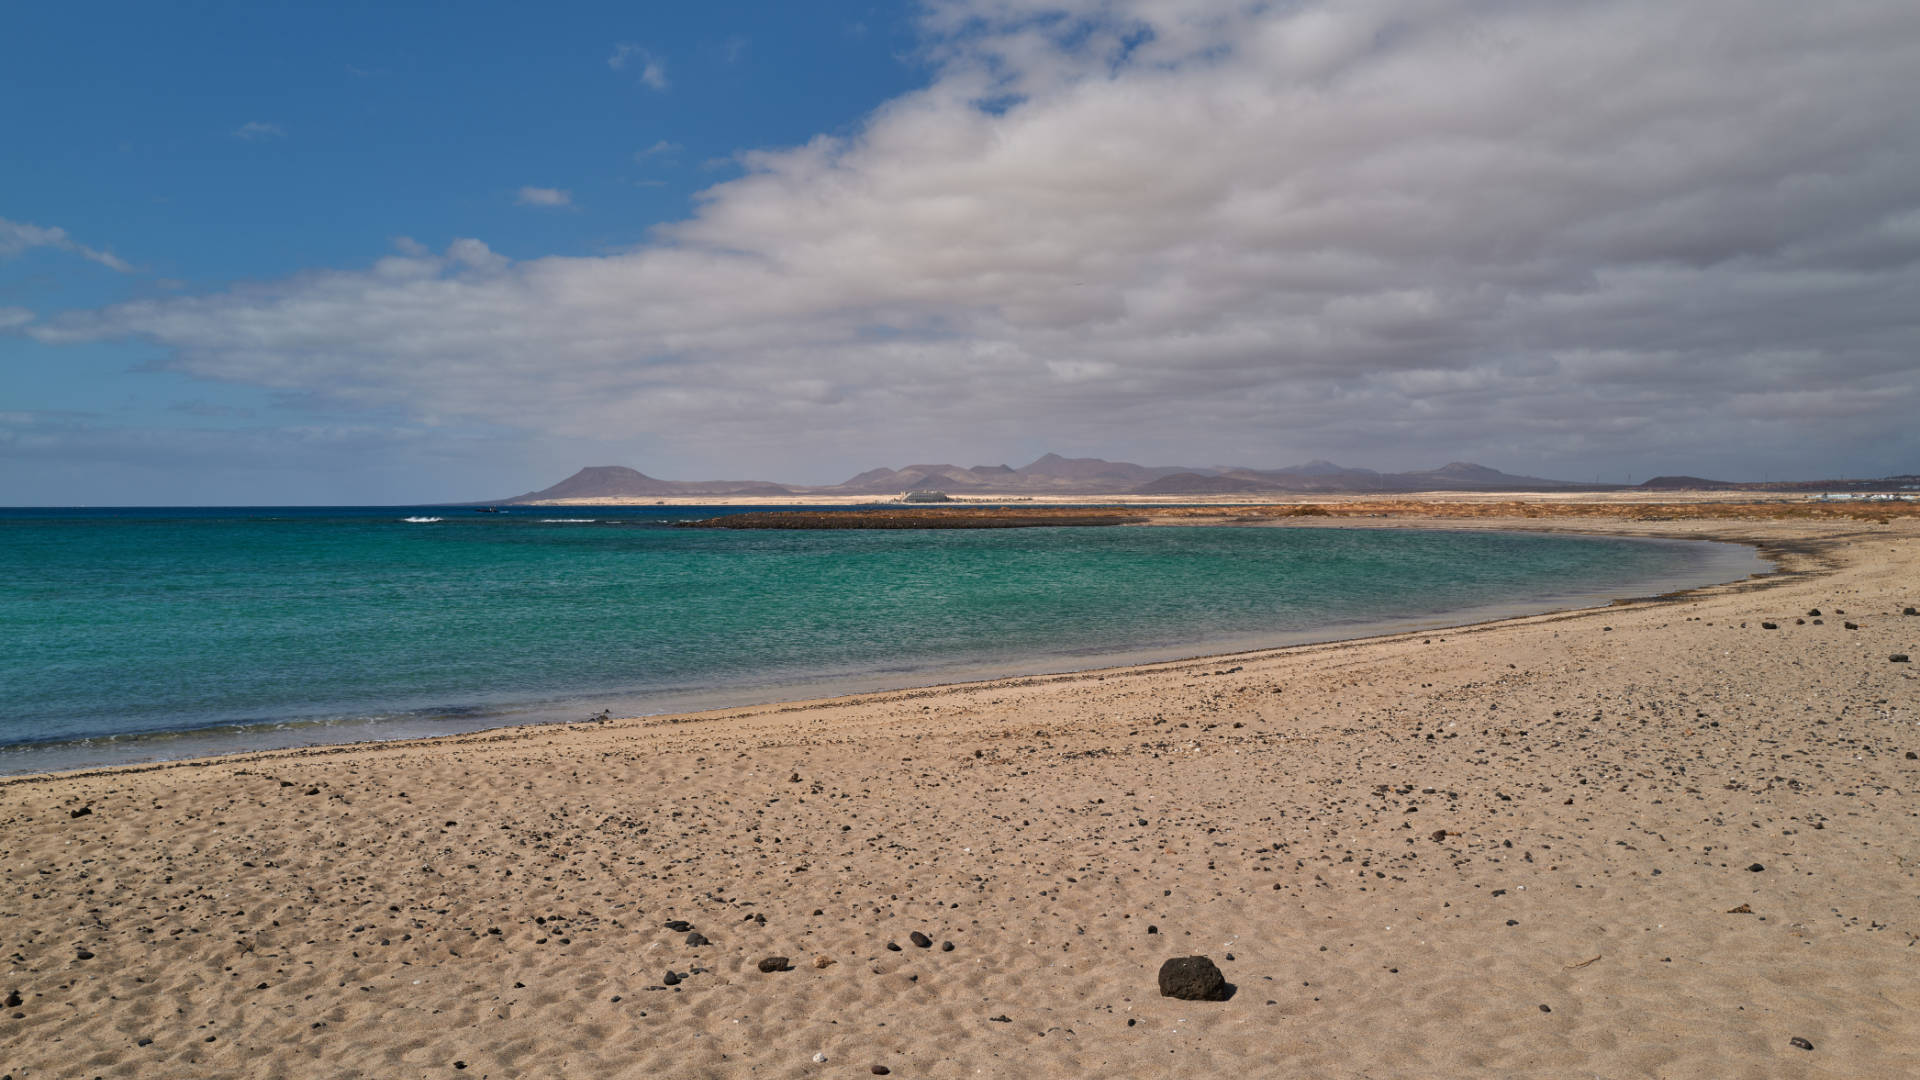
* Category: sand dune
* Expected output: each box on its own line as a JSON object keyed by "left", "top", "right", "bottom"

{"left": 3, "top": 513, "right": 1916, "bottom": 1078}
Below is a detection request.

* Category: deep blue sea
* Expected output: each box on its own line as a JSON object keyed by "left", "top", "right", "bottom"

{"left": 0, "top": 506, "right": 1765, "bottom": 773}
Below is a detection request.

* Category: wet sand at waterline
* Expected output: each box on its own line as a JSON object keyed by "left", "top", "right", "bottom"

{"left": 3, "top": 513, "right": 1917, "bottom": 1079}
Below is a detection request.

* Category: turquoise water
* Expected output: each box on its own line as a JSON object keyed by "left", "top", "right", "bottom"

{"left": 0, "top": 506, "right": 1763, "bottom": 772}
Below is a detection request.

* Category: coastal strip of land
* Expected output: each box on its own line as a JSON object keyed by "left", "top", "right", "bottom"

{"left": 2, "top": 504, "right": 1917, "bottom": 1079}
{"left": 687, "top": 498, "right": 1919, "bottom": 529}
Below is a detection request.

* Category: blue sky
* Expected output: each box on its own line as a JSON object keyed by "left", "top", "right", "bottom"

{"left": 5, "top": 1, "right": 1919, "bottom": 503}
{"left": 5, "top": 1, "right": 927, "bottom": 501}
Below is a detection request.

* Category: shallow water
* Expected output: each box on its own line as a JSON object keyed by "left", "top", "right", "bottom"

{"left": 0, "top": 506, "right": 1765, "bottom": 772}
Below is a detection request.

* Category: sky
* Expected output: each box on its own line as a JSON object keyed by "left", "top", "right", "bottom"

{"left": 4, "top": 0, "right": 1918, "bottom": 504}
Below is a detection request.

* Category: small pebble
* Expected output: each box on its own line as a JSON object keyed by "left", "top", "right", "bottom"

{"left": 1790, "top": 1036, "right": 1814, "bottom": 1051}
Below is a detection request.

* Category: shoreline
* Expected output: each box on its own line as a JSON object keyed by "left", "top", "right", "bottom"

{"left": 4, "top": 510, "right": 1915, "bottom": 1079}
{"left": 0, "top": 522, "right": 1767, "bottom": 781}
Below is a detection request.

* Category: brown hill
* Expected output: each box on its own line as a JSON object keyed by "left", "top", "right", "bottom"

{"left": 507, "top": 466, "right": 793, "bottom": 502}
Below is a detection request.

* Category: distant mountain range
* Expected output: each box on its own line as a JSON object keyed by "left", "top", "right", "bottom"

{"left": 499, "top": 455, "right": 1918, "bottom": 503}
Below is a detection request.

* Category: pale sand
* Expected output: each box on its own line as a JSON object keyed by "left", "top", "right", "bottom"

{"left": 3, "top": 515, "right": 1917, "bottom": 1079}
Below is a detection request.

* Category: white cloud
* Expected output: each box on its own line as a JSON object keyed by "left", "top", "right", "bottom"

{"left": 0, "top": 306, "right": 34, "bottom": 330}
{"left": 232, "top": 121, "right": 286, "bottom": 140}
{"left": 515, "top": 186, "right": 573, "bottom": 208}
{"left": 0, "top": 217, "right": 133, "bottom": 272}
{"left": 608, "top": 42, "right": 668, "bottom": 89}
{"left": 635, "top": 139, "right": 682, "bottom": 160}
{"left": 29, "top": 0, "right": 1920, "bottom": 480}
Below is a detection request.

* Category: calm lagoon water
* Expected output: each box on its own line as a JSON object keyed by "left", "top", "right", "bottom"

{"left": 0, "top": 506, "right": 1765, "bottom": 773}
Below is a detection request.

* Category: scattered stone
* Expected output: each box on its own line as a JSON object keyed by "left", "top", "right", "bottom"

{"left": 1539, "top": 1004, "right": 1551, "bottom": 1013}
{"left": 812, "top": 1052, "right": 828, "bottom": 1063}
{"left": 941, "top": 941, "right": 954, "bottom": 952}
{"left": 1761, "top": 622, "right": 1779, "bottom": 630}
{"left": 886, "top": 941, "right": 902, "bottom": 952}
{"left": 3, "top": 991, "right": 20, "bottom": 1008}
{"left": 1905, "top": 607, "right": 1918, "bottom": 616}
{"left": 758, "top": 956, "right": 791, "bottom": 973}
{"left": 1906, "top": 752, "right": 1917, "bottom": 760}
{"left": 1728, "top": 904, "right": 1753, "bottom": 914}
{"left": 68, "top": 806, "right": 91, "bottom": 819}
{"left": 1845, "top": 622, "right": 1859, "bottom": 630}
{"left": 1146, "top": 925, "right": 1158, "bottom": 935}
{"left": 74, "top": 949, "right": 94, "bottom": 960}
{"left": 662, "top": 971, "right": 680, "bottom": 986}
{"left": 1808, "top": 609, "right": 1821, "bottom": 616}
{"left": 685, "top": 932, "right": 709, "bottom": 947}
{"left": 812, "top": 954, "right": 835, "bottom": 969}
{"left": 664, "top": 920, "right": 693, "bottom": 933}
{"left": 872, "top": 1066, "right": 891, "bottom": 1075}
{"left": 989, "top": 1014, "right": 1012, "bottom": 1023}
{"left": 1892, "top": 654, "right": 1911, "bottom": 663}
{"left": 910, "top": 931, "right": 932, "bottom": 948}
{"left": 1790, "top": 1037, "right": 1815, "bottom": 1051}
{"left": 1157, "top": 955, "right": 1232, "bottom": 1001}
{"left": 1430, "top": 828, "right": 1448, "bottom": 842}
{"left": 1748, "top": 863, "right": 1765, "bottom": 872}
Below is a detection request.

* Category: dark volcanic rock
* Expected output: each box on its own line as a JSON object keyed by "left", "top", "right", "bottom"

{"left": 910, "top": 931, "right": 932, "bottom": 948}
{"left": 69, "top": 806, "right": 91, "bottom": 819}
{"left": 1892, "top": 654, "right": 1911, "bottom": 663}
{"left": 684, "top": 932, "right": 709, "bottom": 947}
{"left": 1157, "top": 955, "right": 1233, "bottom": 1001}
{"left": 664, "top": 920, "right": 693, "bottom": 933}
{"left": 757, "top": 956, "right": 791, "bottom": 973}
{"left": 1790, "top": 1036, "right": 1815, "bottom": 1051}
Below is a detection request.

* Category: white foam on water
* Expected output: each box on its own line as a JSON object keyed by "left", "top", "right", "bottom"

{"left": 402, "top": 516, "right": 443, "bottom": 523}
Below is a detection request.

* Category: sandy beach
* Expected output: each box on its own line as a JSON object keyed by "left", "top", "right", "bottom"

{"left": 3, "top": 508, "right": 1917, "bottom": 1079}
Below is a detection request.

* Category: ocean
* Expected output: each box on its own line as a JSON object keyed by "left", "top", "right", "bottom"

{"left": 0, "top": 506, "right": 1765, "bottom": 773}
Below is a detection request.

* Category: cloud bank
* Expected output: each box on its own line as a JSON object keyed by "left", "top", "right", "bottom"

{"left": 28, "top": 0, "right": 1920, "bottom": 478}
